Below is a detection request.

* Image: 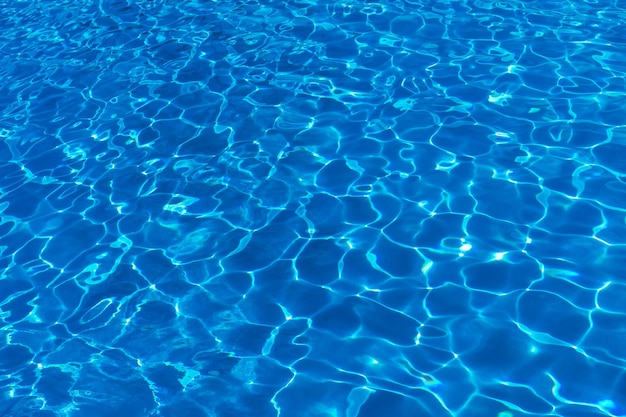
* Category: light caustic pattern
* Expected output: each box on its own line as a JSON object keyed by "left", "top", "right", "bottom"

{"left": 0, "top": 0, "right": 626, "bottom": 417}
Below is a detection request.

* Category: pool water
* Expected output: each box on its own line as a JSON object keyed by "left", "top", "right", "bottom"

{"left": 1, "top": 0, "right": 626, "bottom": 416}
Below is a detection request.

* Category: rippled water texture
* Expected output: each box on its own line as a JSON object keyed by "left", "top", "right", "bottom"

{"left": 1, "top": 0, "right": 626, "bottom": 416}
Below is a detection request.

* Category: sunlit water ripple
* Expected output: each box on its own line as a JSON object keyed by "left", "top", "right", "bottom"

{"left": 1, "top": 1, "right": 626, "bottom": 416}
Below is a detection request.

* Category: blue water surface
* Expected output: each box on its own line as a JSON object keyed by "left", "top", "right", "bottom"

{"left": 1, "top": 0, "right": 626, "bottom": 416}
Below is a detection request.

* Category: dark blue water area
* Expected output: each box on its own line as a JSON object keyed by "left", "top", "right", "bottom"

{"left": 1, "top": 0, "right": 626, "bottom": 416}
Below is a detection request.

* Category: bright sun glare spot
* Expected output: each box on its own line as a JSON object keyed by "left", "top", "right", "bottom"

{"left": 598, "top": 399, "right": 615, "bottom": 409}
{"left": 460, "top": 243, "right": 472, "bottom": 252}
{"left": 488, "top": 92, "right": 512, "bottom": 104}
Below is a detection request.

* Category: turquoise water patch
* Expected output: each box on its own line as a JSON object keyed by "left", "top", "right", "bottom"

{"left": 1, "top": 1, "right": 626, "bottom": 417}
